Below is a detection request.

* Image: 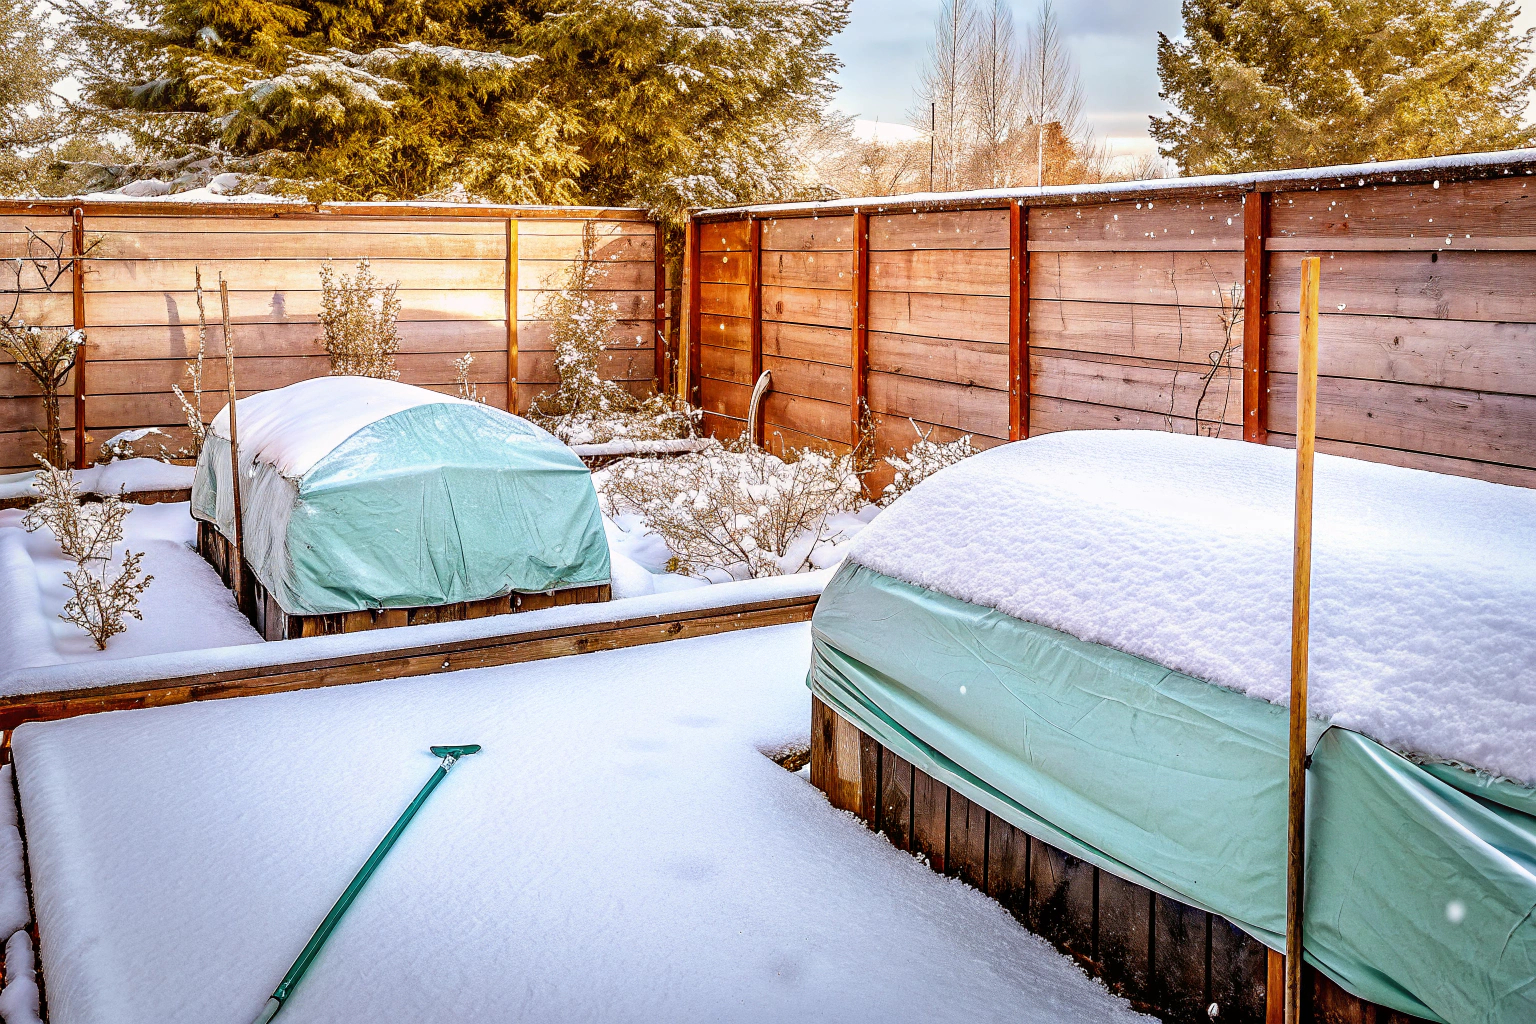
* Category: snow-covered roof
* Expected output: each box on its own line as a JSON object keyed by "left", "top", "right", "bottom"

{"left": 846, "top": 430, "right": 1536, "bottom": 785}
{"left": 209, "top": 377, "right": 468, "bottom": 479}
{"left": 700, "top": 147, "right": 1536, "bottom": 218}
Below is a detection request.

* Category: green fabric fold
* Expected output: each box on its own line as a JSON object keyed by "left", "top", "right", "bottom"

{"left": 809, "top": 561, "right": 1536, "bottom": 1024}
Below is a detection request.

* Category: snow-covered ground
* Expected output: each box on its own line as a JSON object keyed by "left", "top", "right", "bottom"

{"left": 11, "top": 623, "right": 1149, "bottom": 1024}
{"left": 0, "top": 502, "right": 260, "bottom": 670}
{"left": 0, "top": 459, "right": 193, "bottom": 505}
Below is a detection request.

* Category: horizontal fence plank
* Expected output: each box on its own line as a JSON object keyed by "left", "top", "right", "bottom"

{"left": 78, "top": 384, "right": 511, "bottom": 434}
{"left": 763, "top": 321, "right": 850, "bottom": 367}
{"left": 518, "top": 289, "right": 652, "bottom": 321}
{"left": 1267, "top": 250, "right": 1536, "bottom": 321}
{"left": 701, "top": 220, "right": 751, "bottom": 252}
{"left": 518, "top": 259, "right": 652, "bottom": 292}
{"left": 698, "top": 313, "right": 752, "bottom": 351}
{"left": 1268, "top": 372, "right": 1536, "bottom": 469}
{"left": 1268, "top": 312, "right": 1536, "bottom": 395}
{"left": 763, "top": 285, "right": 853, "bottom": 329}
{"left": 867, "top": 370, "right": 1008, "bottom": 438}
{"left": 515, "top": 320, "right": 653, "bottom": 353}
{"left": 511, "top": 219, "right": 653, "bottom": 236}
{"left": 700, "top": 282, "right": 750, "bottom": 319}
{"left": 762, "top": 353, "right": 851, "bottom": 405}
{"left": 1266, "top": 432, "right": 1536, "bottom": 489}
{"left": 1270, "top": 177, "right": 1535, "bottom": 243}
{"left": 86, "top": 288, "right": 506, "bottom": 327}
{"left": 1029, "top": 393, "right": 1241, "bottom": 439}
{"left": 762, "top": 216, "right": 854, "bottom": 252}
{"left": 868, "top": 332, "right": 1009, "bottom": 389}
{"left": 763, "top": 390, "right": 852, "bottom": 445}
{"left": 1, "top": 292, "right": 74, "bottom": 327}
{"left": 87, "top": 257, "right": 507, "bottom": 293}
{"left": 1029, "top": 299, "right": 1236, "bottom": 364}
{"left": 870, "top": 210, "right": 1010, "bottom": 251}
{"left": 869, "top": 249, "right": 1011, "bottom": 296}
{"left": 60, "top": 352, "right": 503, "bottom": 399}
{"left": 761, "top": 250, "right": 853, "bottom": 289}
{"left": 762, "top": 420, "right": 850, "bottom": 457}
{"left": 868, "top": 291, "right": 1008, "bottom": 344}
{"left": 521, "top": 348, "right": 652, "bottom": 384}
{"left": 1030, "top": 196, "right": 1244, "bottom": 249}
{"left": 700, "top": 376, "right": 750, "bottom": 420}
{"left": 90, "top": 230, "right": 508, "bottom": 261}
{"left": 1032, "top": 352, "right": 1244, "bottom": 428}
{"left": 701, "top": 344, "right": 751, "bottom": 385}
{"left": 86, "top": 215, "right": 509, "bottom": 235}
{"left": 700, "top": 251, "right": 751, "bottom": 286}
{"left": 1031, "top": 251, "right": 1243, "bottom": 307}
{"left": 62, "top": 320, "right": 508, "bottom": 361}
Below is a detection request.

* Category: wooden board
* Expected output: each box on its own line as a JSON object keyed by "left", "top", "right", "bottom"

{"left": 867, "top": 291, "right": 1009, "bottom": 345}
{"left": 1266, "top": 250, "right": 1536, "bottom": 322}
{"left": 1269, "top": 178, "right": 1535, "bottom": 244}
{"left": 761, "top": 390, "right": 852, "bottom": 445}
{"left": 761, "top": 216, "right": 854, "bottom": 252}
{"left": 1264, "top": 432, "right": 1536, "bottom": 490}
{"left": 1029, "top": 393, "right": 1242, "bottom": 440}
{"left": 1029, "top": 300, "right": 1236, "bottom": 365}
{"left": 761, "top": 321, "right": 850, "bottom": 367}
{"left": 866, "top": 371, "right": 1009, "bottom": 439}
{"left": 700, "top": 220, "right": 750, "bottom": 252}
{"left": 1031, "top": 352, "right": 1244, "bottom": 429}
{"left": 868, "top": 249, "right": 1011, "bottom": 296}
{"left": 760, "top": 354, "right": 851, "bottom": 404}
{"left": 869, "top": 210, "right": 1010, "bottom": 251}
{"left": 1030, "top": 196, "right": 1244, "bottom": 250}
{"left": 1031, "top": 251, "right": 1244, "bottom": 307}
{"left": 760, "top": 250, "right": 854, "bottom": 289}
{"left": 762, "top": 285, "right": 853, "bottom": 329}
{"left": 947, "top": 792, "right": 988, "bottom": 890}
{"left": 867, "top": 332, "right": 1008, "bottom": 389}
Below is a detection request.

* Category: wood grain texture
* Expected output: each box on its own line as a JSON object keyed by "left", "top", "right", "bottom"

{"left": 868, "top": 249, "right": 1011, "bottom": 295}
{"left": 947, "top": 792, "right": 988, "bottom": 889}
{"left": 1031, "top": 251, "right": 1244, "bottom": 307}
{"left": 1266, "top": 250, "right": 1536, "bottom": 321}
{"left": 911, "top": 765, "right": 949, "bottom": 873}
{"left": 700, "top": 219, "right": 750, "bottom": 252}
{"left": 760, "top": 250, "right": 853, "bottom": 289}
{"left": 867, "top": 291, "right": 1009, "bottom": 344}
{"left": 1030, "top": 196, "right": 1244, "bottom": 250}
{"left": 762, "top": 285, "right": 853, "bottom": 329}
{"left": 870, "top": 210, "right": 1010, "bottom": 251}
{"left": 867, "top": 332, "right": 1008, "bottom": 389}
{"left": 1029, "top": 300, "right": 1234, "bottom": 363}
{"left": 762, "top": 390, "right": 853, "bottom": 445}
{"left": 762, "top": 353, "right": 852, "bottom": 404}
{"left": 1270, "top": 177, "right": 1534, "bottom": 243}
{"left": 761, "top": 215, "right": 854, "bottom": 252}
{"left": 866, "top": 370, "right": 1009, "bottom": 438}
{"left": 762, "top": 321, "right": 850, "bottom": 366}
{"left": 1032, "top": 352, "right": 1244, "bottom": 429}
{"left": 1266, "top": 432, "right": 1536, "bottom": 489}
{"left": 878, "top": 746, "right": 915, "bottom": 849}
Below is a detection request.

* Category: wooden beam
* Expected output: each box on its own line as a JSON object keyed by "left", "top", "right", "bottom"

{"left": 851, "top": 209, "right": 870, "bottom": 442}
{"left": 686, "top": 214, "right": 702, "bottom": 406}
{"left": 1009, "top": 202, "right": 1028, "bottom": 441}
{"left": 1242, "top": 191, "right": 1270, "bottom": 443}
{"left": 0, "top": 592, "right": 820, "bottom": 731}
{"left": 1266, "top": 949, "right": 1285, "bottom": 1024}
{"left": 749, "top": 216, "right": 764, "bottom": 444}
{"left": 506, "top": 218, "right": 519, "bottom": 414}
{"left": 71, "top": 205, "right": 86, "bottom": 468}
{"left": 653, "top": 220, "right": 667, "bottom": 395}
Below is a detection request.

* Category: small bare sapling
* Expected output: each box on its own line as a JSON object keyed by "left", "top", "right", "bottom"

{"left": 317, "top": 258, "right": 402, "bottom": 380}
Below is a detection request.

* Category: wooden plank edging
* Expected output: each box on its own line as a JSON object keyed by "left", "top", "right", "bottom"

{"left": 0, "top": 592, "right": 819, "bottom": 731}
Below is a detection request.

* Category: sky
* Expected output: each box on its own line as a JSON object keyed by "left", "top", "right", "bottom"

{"left": 830, "top": 0, "right": 1536, "bottom": 164}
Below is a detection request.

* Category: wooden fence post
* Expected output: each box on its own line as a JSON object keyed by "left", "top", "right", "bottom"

{"left": 748, "top": 216, "right": 764, "bottom": 445}
{"left": 1009, "top": 202, "right": 1028, "bottom": 441}
{"left": 685, "top": 214, "right": 702, "bottom": 407}
{"left": 851, "top": 208, "right": 870, "bottom": 445}
{"left": 506, "top": 218, "right": 519, "bottom": 415}
{"left": 71, "top": 206, "right": 86, "bottom": 468}
{"left": 653, "top": 220, "right": 667, "bottom": 395}
{"left": 1242, "top": 191, "right": 1270, "bottom": 444}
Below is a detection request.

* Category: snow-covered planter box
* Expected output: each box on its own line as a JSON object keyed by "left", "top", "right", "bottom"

{"left": 193, "top": 377, "right": 612, "bottom": 640}
{"left": 810, "top": 429, "right": 1536, "bottom": 1024}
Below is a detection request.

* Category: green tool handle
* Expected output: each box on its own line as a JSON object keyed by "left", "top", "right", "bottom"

{"left": 252, "top": 745, "right": 478, "bottom": 1023}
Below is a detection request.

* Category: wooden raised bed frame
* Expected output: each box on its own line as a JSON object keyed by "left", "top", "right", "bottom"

{"left": 810, "top": 697, "right": 1428, "bottom": 1024}
{"left": 197, "top": 519, "right": 611, "bottom": 641}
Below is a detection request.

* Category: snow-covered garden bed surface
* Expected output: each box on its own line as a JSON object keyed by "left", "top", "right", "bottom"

{"left": 850, "top": 429, "right": 1536, "bottom": 785}
{"left": 0, "top": 501, "right": 259, "bottom": 670}
{"left": 0, "top": 458, "right": 193, "bottom": 505}
{"left": 12, "top": 625, "right": 1148, "bottom": 1024}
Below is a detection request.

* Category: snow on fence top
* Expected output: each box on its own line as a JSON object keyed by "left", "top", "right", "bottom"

{"left": 847, "top": 430, "right": 1536, "bottom": 785}
{"left": 210, "top": 377, "right": 469, "bottom": 479}
{"left": 699, "top": 146, "right": 1536, "bottom": 217}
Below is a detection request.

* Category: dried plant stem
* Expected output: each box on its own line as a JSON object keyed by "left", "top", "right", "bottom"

{"left": 220, "top": 275, "right": 245, "bottom": 611}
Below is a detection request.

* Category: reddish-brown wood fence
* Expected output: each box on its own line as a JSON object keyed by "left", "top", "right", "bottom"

{"left": 684, "top": 150, "right": 1536, "bottom": 491}
{"left": 0, "top": 199, "right": 668, "bottom": 473}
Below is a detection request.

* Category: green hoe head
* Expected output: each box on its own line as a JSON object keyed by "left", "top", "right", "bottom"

{"left": 431, "top": 744, "right": 482, "bottom": 758}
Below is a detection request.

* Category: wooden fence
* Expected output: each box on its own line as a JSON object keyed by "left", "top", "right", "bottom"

{"left": 684, "top": 149, "right": 1536, "bottom": 491}
{"left": 0, "top": 199, "right": 667, "bottom": 473}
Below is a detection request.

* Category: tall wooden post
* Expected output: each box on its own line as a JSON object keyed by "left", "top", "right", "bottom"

{"left": 685, "top": 215, "right": 702, "bottom": 407}
{"left": 653, "top": 220, "right": 667, "bottom": 395}
{"left": 1285, "top": 255, "right": 1322, "bottom": 1024}
{"left": 748, "top": 216, "right": 764, "bottom": 445}
{"left": 1008, "top": 202, "right": 1029, "bottom": 441}
{"left": 850, "top": 209, "right": 870, "bottom": 445}
{"left": 506, "top": 218, "right": 519, "bottom": 414}
{"left": 1243, "top": 191, "right": 1270, "bottom": 443}
{"left": 219, "top": 275, "right": 246, "bottom": 614}
{"left": 71, "top": 206, "right": 86, "bottom": 468}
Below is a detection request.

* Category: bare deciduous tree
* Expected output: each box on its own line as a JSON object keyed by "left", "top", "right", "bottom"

{"left": 1022, "top": 0, "right": 1088, "bottom": 186}
{"left": 912, "top": 0, "right": 976, "bottom": 191}
{"left": 966, "top": 0, "right": 1027, "bottom": 187}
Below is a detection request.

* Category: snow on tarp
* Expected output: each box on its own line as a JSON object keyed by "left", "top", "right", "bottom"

{"left": 0, "top": 567, "right": 832, "bottom": 698}
{"left": 10, "top": 624, "right": 1150, "bottom": 1024}
{"left": 847, "top": 430, "right": 1536, "bottom": 785}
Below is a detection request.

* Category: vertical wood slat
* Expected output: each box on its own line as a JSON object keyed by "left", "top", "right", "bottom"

{"left": 851, "top": 209, "right": 870, "bottom": 441}
{"left": 71, "top": 206, "right": 86, "bottom": 468}
{"left": 506, "top": 218, "right": 518, "bottom": 414}
{"left": 686, "top": 215, "right": 702, "bottom": 406}
{"left": 1267, "top": 949, "right": 1286, "bottom": 1024}
{"left": 878, "top": 746, "right": 915, "bottom": 850}
{"left": 654, "top": 220, "right": 667, "bottom": 395}
{"left": 748, "top": 216, "right": 764, "bottom": 444}
{"left": 1243, "top": 191, "right": 1270, "bottom": 444}
{"left": 1009, "top": 202, "right": 1027, "bottom": 441}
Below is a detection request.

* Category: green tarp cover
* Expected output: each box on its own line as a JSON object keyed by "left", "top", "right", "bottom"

{"left": 810, "top": 561, "right": 1536, "bottom": 1024}
{"left": 193, "top": 401, "right": 609, "bottom": 615}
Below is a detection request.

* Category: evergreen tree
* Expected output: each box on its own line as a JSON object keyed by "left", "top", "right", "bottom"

{"left": 1152, "top": 0, "right": 1536, "bottom": 175}
{"left": 57, "top": 0, "right": 849, "bottom": 217}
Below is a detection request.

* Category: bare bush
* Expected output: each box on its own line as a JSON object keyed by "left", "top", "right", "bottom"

{"left": 61, "top": 549, "right": 153, "bottom": 649}
{"left": 529, "top": 222, "right": 694, "bottom": 444}
{"left": 881, "top": 422, "right": 979, "bottom": 505}
{"left": 454, "top": 352, "right": 484, "bottom": 403}
{"left": 167, "top": 268, "right": 212, "bottom": 458}
{"left": 317, "top": 258, "right": 401, "bottom": 379}
{"left": 597, "top": 437, "right": 864, "bottom": 579}
{"left": 0, "top": 324, "right": 82, "bottom": 468}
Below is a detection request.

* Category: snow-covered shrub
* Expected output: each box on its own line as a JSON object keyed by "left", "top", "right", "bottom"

{"left": 317, "top": 259, "right": 401, "bottom": 379}
{"left": 454, "top": 352, "right": 484, "bottom": 403}
{"left": 880, "top": 422, "right": 979, "bottom": 506}
{"left": 596, "top": 437, "right": 864, "bottom": 580}
{"left": 0, "top": 323, "right": 82, "bottom": 468}
{"left": 529, "top": 223, "right": 695, "bottom": 445}
{"left": 22, "top": 458, "right": 152, "bottom": 649}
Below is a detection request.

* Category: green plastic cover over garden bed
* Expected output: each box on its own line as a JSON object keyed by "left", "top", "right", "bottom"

{"left": 192, "top": 379, "right": 609, "bottom": 616}
{"left": 810, "top": 561, "right": 1536, "bottom": 1024}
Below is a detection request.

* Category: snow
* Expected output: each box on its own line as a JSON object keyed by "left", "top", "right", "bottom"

{"left": 209, "top": 377, "right": 467, "bottom": 479}
{"left": 0, "top": 502, "right": 260, "bottom": 670}
{"left": 705, "top": 146, "right": 1536, "bottom": 217}
{"left": 848, "top": 430, "right": 1536, "bottom": 785}
{"left": 570, "top": 438, "right": 712, "bottom": 458}
{"left": 11, "top": 624, "right": 1149, "bottom": 1024}
{"left": 0, "top": 930, "right": 40, "bottom": 1024}
{"left": 0, "top": 767, "right": 28, "bottom": 943}
{"left": 0, "top": 459, "right": 193, "bottom": 504}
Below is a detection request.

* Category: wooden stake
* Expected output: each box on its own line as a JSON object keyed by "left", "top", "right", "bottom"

{"left": 1285, "top": 255, "right": 1321, "bottom": 1024}
{"left": 219, "top": 275, "right": 246, "bottom": 614}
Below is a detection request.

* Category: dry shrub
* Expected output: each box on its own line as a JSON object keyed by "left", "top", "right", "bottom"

{"left": 318, "top": 258, "right": 401, "bottom": 379}
{"left": 0, "top": 324, "right": 82, "bottom": 468}
{"left": 880, "top": 421, "right": 979, "bottom": 505}
{"left": 597, "top": 437, "right": 864, "bottom": 580}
